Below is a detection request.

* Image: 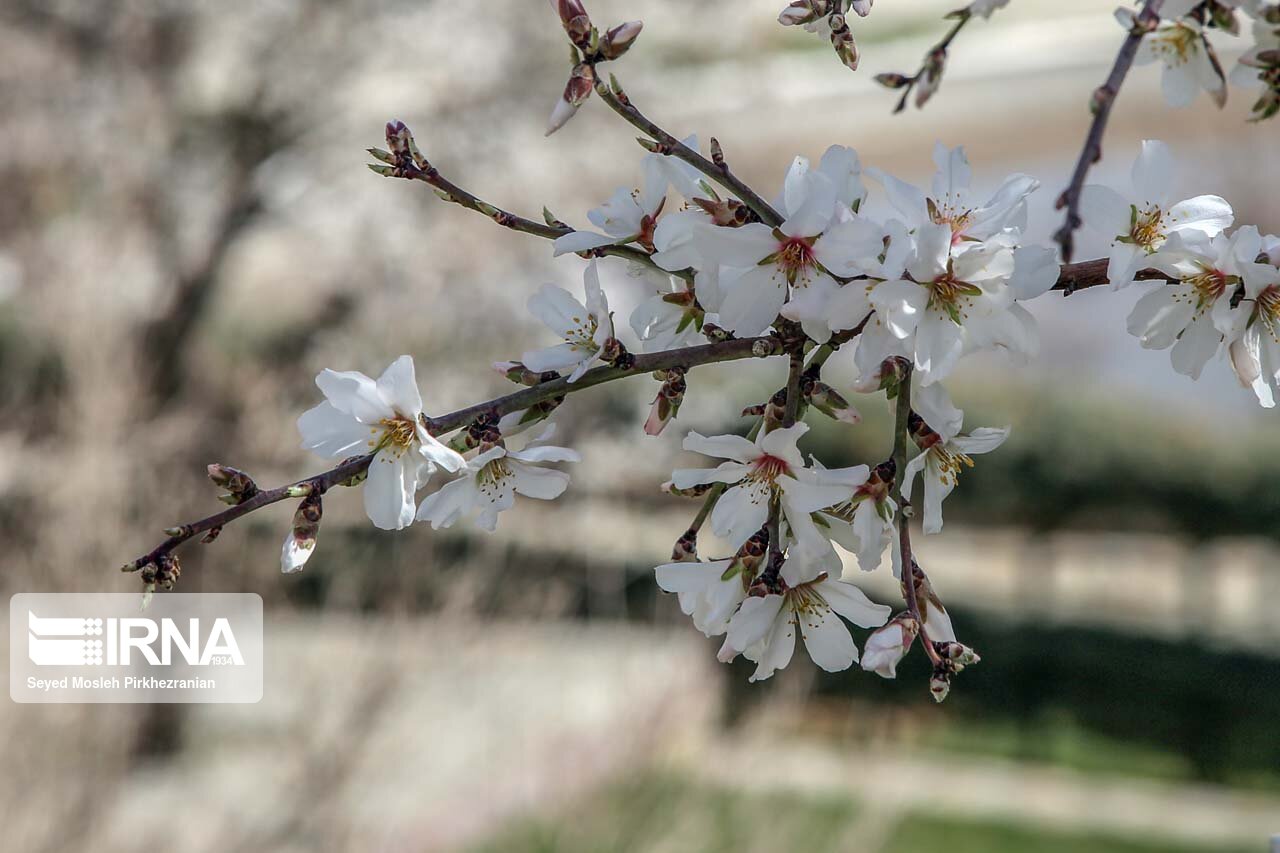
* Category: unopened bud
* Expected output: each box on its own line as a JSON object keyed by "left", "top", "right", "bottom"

{"left": 670, "top": 529, "right": 698, "bottom": 562}
{"left": 644, "top": 367, "right": 687, "bottom": 436}
{"left": 851, "top": 0, "right": 873, "bottom": 16}
{"left": 777, "top": 0, "right": 830, "bottom": 26}
{"left": 550, "top": 0, "right": 593, "bottom": 47}
{"left": 547, "top": 64, "right": 595, "bottom": 136}
{"left": 282, "top": 492, "right": 322, "bottom": 574}
{"left": 874, "top": 72, "right": 912, "bottom": 89}
{"left": 692, "top": 197, "right": 751, "bottom": 227}
{"left": 861, "top": 615, "right": 918, "bottom": 679}
{"left": 852, "top": 356, "right": 910, "bottom": 394}
{"left": 207, "top": 464, "right": 258, "bottom": 503}
{"left": 915, "top": 50, "right": 946, "bottom": 108}
{"left": 662, "top": 481, "right": 712, "bottom": 498}
{"left": 600, "top": 20, "right": 643, "bottom": 59}
{"left": 830, "top": 15, "right": 860, "bottom": 71}
{"left": 938, "top": 641, "right": 981, "bottom": 669}
{"left": 929, "top": 668, "right": 952, "bottom": 703}
{"left": 805, "top": 380, "right": 861, "bottom": 425}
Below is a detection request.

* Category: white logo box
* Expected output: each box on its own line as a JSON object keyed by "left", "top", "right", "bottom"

{"left": 10, "top": 593, "right": 262, "bottom": 703}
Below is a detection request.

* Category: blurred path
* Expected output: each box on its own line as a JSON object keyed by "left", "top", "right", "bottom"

{"left": 692, "top": 736, "right": 1280, "bottom": 849}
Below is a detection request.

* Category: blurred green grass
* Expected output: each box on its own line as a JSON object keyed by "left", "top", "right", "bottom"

{"left": 472, "top": 772, "right": 1256, "bottom": 853}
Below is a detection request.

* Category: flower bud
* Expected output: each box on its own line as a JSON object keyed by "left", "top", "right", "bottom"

{"left": 862, "top": 615, "right": 918, "bottom": 679}
{"left": 670, "top": 529, "right": 698, "bottom": 562}
{"left": 851, "top": 0, "right": 873, "bottom": 16}
{"left": 547, "top": 63, "right": 595, "bottom": 136}
{"left": 600, "top": 20, "right": 643, "bottom": 60}
{"left": 550, "top": 0, "right": 593, "bottom": 47}
{"left": 777, "top": 0, "right": 830, "bottom": 26}
{"left": 207, "top": 464, "right": 258, "bottom": 504}
{"left": 692, "top": 197, "right": 751, "bottom": 227}
{"left": 282, "top": 492, "right": 322, "bottom": 574}
{"left": 851, "top": 355, "right": 910, "bottom": 394}
{"left": 804, "top": 379, "right": 861, "bottom": 425}
{"left": 829, "top": 15, "right": 859, "bottom": 71}
{"left": 874, "top": 72, "right": 912, "bottom": 89}
{"left": 915, "top": 50, "right": 946, "bottom": 108}
{"left": 929, "top": 668, "right": 952, "bottom": 703}
{"left": 644, "top": 367, "right": 687, "bottom": 436}
{"left": 661, "top": 481, "right": 713, "bottom": 498}
{"left": 938, "top": 641, "right": 981, "bottom": 669}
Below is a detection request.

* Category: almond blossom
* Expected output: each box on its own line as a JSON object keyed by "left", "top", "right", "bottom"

{"left": 1118, "top": 7, "right": 1227, "bottom": 109}
{"left": 416, "top": 429, "right": 581, "bottom": 531}
{"left": 296, "top": 355, "right": 465, "bottom": 530}
{"left": 1127, "top": 226, "right": 1266, "bottom": 379}
{"left": 1078, "top": 140, "right": 1233, "bottom": 289}
{"left": 670, "top": 423, "right": 861, "bottom": 556}
{"left": 1228, "top": 259, "right": 1280, "bottom": 407}
{"left": 522, "top": 261, "right": 614, "bottom": 383}
{"left": 551, "top": 139, "right": 703, "bottom": 257}
{"left": 690, "top": 149, "right": 873, "bottom": 337}
{"left": 903, "top": 420, "right": 1010, "bottom": 535}
{"left": 720, "top": 560, "right": 891, "bottom": 682}
{"left": 629, "top": 276, "right": 704, "bottom": 352}
{"left": 869, "top": 221, "right": 1035, "bottom": 386}
{"left": 861, "top": 615, "right": 919, "bottom": 678}
{"left": 655, "top": 556, "right": 754, "bottom": 638}
{"left": 868, "top": 142, "right": 1039, "bottom": 246}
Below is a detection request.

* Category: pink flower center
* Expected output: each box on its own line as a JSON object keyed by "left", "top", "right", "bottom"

{"left": 776, "top": 237, "right": 817, "bottom": 285}
{"left": 749, "top": 454, "right": 791, "bottom": 484}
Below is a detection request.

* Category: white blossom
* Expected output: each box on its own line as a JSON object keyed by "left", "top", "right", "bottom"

{"left": 903, "top": 424, "right": 1010, "bottom": 534}
{"left": 1117, "top": 8, "right": 1227, "bottom": 109}
{"left": 297, "top": 355, "right": 465, "bottom": 530}
{"left": 522, "top": 261, "right": 614, "bottom": 383}
{"left": 630, "top": 276, "right": 704, "bottom": 352}
{"left": 720, "top": 564, "right": 891, "bottom": 682}
{"left": 655, "top": 558, "right": 751, "bottom": 637}
{"left": 1127, "top": 226, "right": 1268, "bottom": 379}
{"left": 861, "top": 617, "right": 918, "bottom": 678}
{"left": 869, "top": 222, "right": 1036, "bottom": 386}
{"left": 670, "top": 423, "right": 862, "bottom": 559}
{"left": 417, "top": 428, "right": 580, "bottom": 531}
{"left": 1228, "top": 258, "right": 1280, "bottom": 407}
{"left": 1078, "top": 139, "right": 1233, "bottom": 289}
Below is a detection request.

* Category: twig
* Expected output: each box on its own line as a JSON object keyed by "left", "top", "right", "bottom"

{"left": 887, "top": 11, "right": 974, "bottom": 114}
{"left": 123, "top": 335, "right": 781, "bottom": 574}
{"left": 380, "top": 156, "right": 690, "bottom": 282}
{"left": 1053, "top": 0, "right": 1165, "bottom": 261}
{"left": 782, "top": 349, "right": 805, "bottom": 428}
{"left": 591, "top": 75, "right": 785, "bottom": 227}
{"left": 888, "top": 362, "right": 917, "bottom": 617}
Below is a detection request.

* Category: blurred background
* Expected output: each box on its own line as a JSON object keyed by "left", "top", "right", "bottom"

{"left": 1, "top": 0, "right": 1278, "bottom": 850}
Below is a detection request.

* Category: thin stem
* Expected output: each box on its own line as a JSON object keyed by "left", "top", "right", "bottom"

{"left": 888, "top": 363, "right": 918, "bottom": 619}
{"left": 783, "top": 349, "right": 804, "bottom": 428}
{"left": 124, "top": 335, "right": 780, "bottom": 574}
{"left": 891, "top": 12, "right": 972, "bottom": 114}
{"left": 591, "top": 76, "right": 785, "bottom": 227}
{"left": 385, "top": 159, "right": 691, "bottom": 282}
{"left": 1053, "top": 0, "right": 1165, "bottom": 262}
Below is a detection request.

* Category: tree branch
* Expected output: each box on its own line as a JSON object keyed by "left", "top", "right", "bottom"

{"left": 886, "top": 10, "right": 973, "bottom": 114}
{"left": 591, "top": 75, "right": 785, "bottom": 228}
{"left": 1053, "top": 0, "right": 1165, "bottom": 262}
{"left": 123, "top": 335, "right": 781, "bottom": 575}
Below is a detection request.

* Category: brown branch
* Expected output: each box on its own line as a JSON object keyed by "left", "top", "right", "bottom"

{"left": 379, "top": 156, "right": 689, "bottom": 281}
{"left": 121, "top": 256, "right": 1166, "bottom": 579}
{"left": 590, "top": 76, "right": 785, "bottom": 227}
{"left": 122, "top": 335, "right": 782, "bottom": 575}
{"left": 887, "top": 10, "right": 974, "bottom": 114}
{"left": 1053, "top": 0, "right": 1165, "bottom": 262}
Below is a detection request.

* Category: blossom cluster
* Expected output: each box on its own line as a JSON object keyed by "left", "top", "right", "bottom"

{"left": 1080, "top": 139, "right": 1280, "bottom": 404}
{"left": 127, "top": 0, "right": 1276, "bottom": 706}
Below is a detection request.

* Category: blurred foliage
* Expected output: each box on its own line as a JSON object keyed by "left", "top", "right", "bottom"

{"left": 472, "top": 772, "right": 1252, "bottom": 853}
{"left": 805, "top": 383, "right": 1280, "bottom": 541}
{"left": 884, "top": 815, "right": 1255, "bottom": 853}
{"left": 471, "top": 772, "right": 858, "bottom": 853}
{"left": 766, "top": 603, "right": 1280, "bottom": 789}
